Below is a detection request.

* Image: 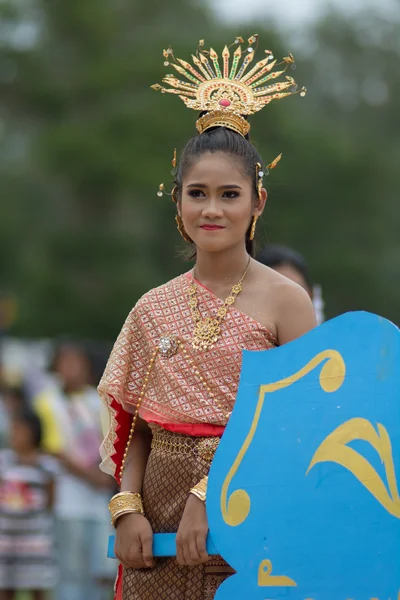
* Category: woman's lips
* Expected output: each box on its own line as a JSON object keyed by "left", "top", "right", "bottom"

{"left": 200, "top": 225, "right": 225, "bottom": 230}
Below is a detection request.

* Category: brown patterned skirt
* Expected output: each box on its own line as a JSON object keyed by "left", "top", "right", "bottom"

{"left": 123, "top": 425, "right": 234, "bottom": 599}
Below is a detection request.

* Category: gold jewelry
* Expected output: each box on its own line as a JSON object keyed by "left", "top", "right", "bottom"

{"left": 188, "top": 258, "right": 251, "bottom": 351}
{"left": 151, "top": 427, "right": 219, "bottom": 463}
{"left": 118, "top": 348, "right": 159, "bottom": 482}
{"left": 157, "top": 149, "right": 178, "bottom": 199}
{"left": 249, "top": 215, "right": 258, "bottom": 241}
{"left": 175, "top": 215, "right": 192, "bottom": 242}
{"left": 109, "top": 491, "right": 144, "bottom": 526}
{"left": 255, "top": 162, "right": 263, "bottom": 199}
{"left": 190, "top": 476, "right": 208, "bottom": 502}
{"left": 152, "top": 36, "right": 306, "bottom": 138}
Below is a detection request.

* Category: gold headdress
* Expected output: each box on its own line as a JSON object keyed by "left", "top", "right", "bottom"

{"left": 152, "top": 35, "right": 306, "bottom": 137}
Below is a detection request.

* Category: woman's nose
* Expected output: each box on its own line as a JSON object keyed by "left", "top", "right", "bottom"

{"left": 202, "top": 198, "right": 223, "bottom": 218}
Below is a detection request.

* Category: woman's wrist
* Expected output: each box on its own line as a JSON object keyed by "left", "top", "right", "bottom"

{"left": 189, "top": 476, "right": 208, "bottom": 503}
{"left": 109, "top": 491, "right": 144, "bottom": 527}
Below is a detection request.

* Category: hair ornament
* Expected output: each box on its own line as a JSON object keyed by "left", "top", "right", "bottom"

{"left": 158, "top": 148, "right": 178, "bottom": 199}
{"left": 266, "top": 153, "right": 283, "bottom": 173}
{"left": 152, "top": 35, "right": 306, "bottom": 137}
{"left": 255, "top": 162, "right": 263, "bottom": 199}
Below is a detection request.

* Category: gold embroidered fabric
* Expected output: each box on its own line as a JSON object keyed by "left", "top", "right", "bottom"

{"left": 98, "top": 272, "right": 276, "bottom": 476}
{"left": 122, "top": 429, "right": 235, "bottom": 599}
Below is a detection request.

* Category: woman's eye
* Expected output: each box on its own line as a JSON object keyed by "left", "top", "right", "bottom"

{"left": 222, "top": 191, "right": 239, "bottom": 199}
{"left": 188, "top": 190, "right": 205, "bottom": 198}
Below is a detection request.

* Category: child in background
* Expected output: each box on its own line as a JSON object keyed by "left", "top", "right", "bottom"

{"left": 0, "top": 387, "right": 27, "bottom": 450}
{"left": 0, "top": 408, "right": 58, "bottom": 600}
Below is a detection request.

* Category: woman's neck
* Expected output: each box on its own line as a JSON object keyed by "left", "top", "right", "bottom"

{"left": 194, "top": 245, "right": 250, "bottom": 286}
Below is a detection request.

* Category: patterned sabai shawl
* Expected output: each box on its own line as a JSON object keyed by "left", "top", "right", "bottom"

{"left": 98, "top": 272, "right": 276, "bottom": 478}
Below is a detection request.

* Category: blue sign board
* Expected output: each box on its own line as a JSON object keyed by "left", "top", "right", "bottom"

{"left": 110, "top": 312, "right": 400, "bottom": 600}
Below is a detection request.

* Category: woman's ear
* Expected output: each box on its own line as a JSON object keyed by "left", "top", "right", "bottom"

{"left": 255, "top": 187, "right": 268, "bottom": 216}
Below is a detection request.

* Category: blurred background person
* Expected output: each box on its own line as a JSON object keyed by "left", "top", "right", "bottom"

{"left": 0, "top": 386, "right": 28, "bottom": 450}
{"left": 257, "top": 244, "right": 325, "bottom": 324}
{"left": 33, "top": 342, "right": 115, "bottom": 600}
{"left": 0, "top": 407, "right": 58, "bottom": 600}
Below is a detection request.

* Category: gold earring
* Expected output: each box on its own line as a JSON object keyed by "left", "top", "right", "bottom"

{"left": 175, "top": 215, "right": 192, "bottom": 243}
{"left": 249, "top": 215, "right": 258, "bottom": 241}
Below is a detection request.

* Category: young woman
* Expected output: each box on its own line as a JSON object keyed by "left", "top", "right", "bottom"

{"left": 99, "top": 37, "right": 317, "bottom": 599}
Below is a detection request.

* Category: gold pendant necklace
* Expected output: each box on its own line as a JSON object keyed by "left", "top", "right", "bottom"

{"left": 188, "top": 258, "right": 251, "bottom": 351}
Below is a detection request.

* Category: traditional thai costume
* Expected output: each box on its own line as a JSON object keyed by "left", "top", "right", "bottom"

{"left": 99, "top": 34, "right": 306, "bottom": 599}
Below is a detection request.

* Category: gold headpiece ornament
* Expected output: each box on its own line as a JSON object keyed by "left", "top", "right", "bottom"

{"left": 152, "top": 34, "right": 306, "bottom": 137}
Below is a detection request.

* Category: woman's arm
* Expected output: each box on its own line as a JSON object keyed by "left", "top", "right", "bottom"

{"left": 120, "top": 416, "right": 152, "bottom": 492}
{"left": 114, "top": 417, "right": 155, "bottom": 569}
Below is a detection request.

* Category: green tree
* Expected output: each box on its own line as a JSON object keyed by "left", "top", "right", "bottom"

{"left": 1, "top": 2, "right": 399, "bottom": 340}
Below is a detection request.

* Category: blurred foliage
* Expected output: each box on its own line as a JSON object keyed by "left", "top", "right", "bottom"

{"left": 0, "top": 0, "right": 399, "bottom": 339}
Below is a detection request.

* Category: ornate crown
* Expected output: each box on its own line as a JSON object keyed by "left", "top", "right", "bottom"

{"left": 151, "top": 35, "right": 306, "bottom": 137}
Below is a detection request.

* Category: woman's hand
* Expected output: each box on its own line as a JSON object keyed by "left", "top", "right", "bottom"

{"left": 176, "top": 494, "right": 209, "bottom": 566}
{"left": 115, "top": 513, "right": 155, "bottom": 569}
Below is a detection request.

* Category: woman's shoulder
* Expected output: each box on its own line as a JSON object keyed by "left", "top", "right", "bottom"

{"left": 132, "top": 272, "right": 190, "bottom": 315}
{"left": 253, "top": 262, "right": 316, "bottom": 344}
{"left": 254, "top": 260, "right": 311, "bottom": 302}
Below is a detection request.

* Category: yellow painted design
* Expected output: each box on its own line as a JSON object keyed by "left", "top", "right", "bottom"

{"left": 221, "top": 350, "right": 346, "bottom": 527}
{"left": 258, "top": 559, "right": 297, "bottom": 587}
{"left": 307, "top": 417, "right": 400, "bottom": 518}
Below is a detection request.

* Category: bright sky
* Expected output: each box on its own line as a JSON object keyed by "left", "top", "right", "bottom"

{"left": 210, "top": 0, "right": 399, "bottom": 28}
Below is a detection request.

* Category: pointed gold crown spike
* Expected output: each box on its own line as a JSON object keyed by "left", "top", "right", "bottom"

{"left": 151, "top": 36, "right": 307, "bottom": 137}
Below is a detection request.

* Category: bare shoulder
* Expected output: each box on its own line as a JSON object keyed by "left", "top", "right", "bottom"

{"left": 251, "top": 260, "right": 317, "bottom": 346}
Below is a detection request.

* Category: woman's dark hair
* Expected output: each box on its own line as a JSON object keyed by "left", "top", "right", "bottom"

{"left": 257, "top": 244, "right": 313, "bottom": 292}
{"left": 174, "top": 126, "right": 263, "bottom": 258}
{"left": 14, "top": 406, "right": 43, "bottom": 449}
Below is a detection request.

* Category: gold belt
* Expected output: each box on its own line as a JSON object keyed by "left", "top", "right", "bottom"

{"left": 150, "top": 425, "right": 220, "bottom": 464}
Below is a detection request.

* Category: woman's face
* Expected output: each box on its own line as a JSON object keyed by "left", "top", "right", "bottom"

{"left": 179, "top": 152, "right": 266, "bottom": 253}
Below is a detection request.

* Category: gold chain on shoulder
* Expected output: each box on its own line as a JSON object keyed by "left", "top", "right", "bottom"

{"left": 188, "top": 258, "right": 251, "bottom": 351}
{"left": 118, "top": 348, "right": 159, "bottom": 482}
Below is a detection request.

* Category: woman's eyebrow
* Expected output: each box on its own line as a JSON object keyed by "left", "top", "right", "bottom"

{"left": 186, "top": 183, "right": 243, "bottom": 189}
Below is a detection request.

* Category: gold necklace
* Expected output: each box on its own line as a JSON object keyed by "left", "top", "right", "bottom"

{"left": 188, "top": 258, "right": 251, "bottom": 351}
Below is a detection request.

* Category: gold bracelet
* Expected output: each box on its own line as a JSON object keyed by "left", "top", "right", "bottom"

{"left": 189, "top": 476, "right": 208, "bottom": 503}
{"left": 108, "top": 491, "right": 144, "bottom": 527}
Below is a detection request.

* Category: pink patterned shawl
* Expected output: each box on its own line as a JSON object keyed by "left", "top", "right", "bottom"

{"left": 98, "top": 272, "right": 276, "bottom": 477}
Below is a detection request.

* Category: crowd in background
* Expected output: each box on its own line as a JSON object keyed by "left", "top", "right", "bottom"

{"left": 0, "top": 341, "right": 116, "bottom": 600}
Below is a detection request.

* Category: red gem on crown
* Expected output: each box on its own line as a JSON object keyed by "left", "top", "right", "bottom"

{"left": 219, "top": 99, "right": 231, "bottom": 108}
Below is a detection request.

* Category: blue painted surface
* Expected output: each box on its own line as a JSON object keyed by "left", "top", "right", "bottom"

{"left": 208, "top": 311, "right": 400, "bottom": 599}
{"left": 108, "top": 312, "right": 400, "bottom": 599}
{"left": 107, "top": 533, "right": 218, "bottom": 559}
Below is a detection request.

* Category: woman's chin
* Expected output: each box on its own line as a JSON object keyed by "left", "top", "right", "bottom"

{"left": 193, "top": 240, "right": 236, "bottom": 253}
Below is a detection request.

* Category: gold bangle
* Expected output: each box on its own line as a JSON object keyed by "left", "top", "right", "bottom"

{"left": 109, "top": 491, "right": 144, "bottom": 527}
{"left": 189, "top": 476, "right": 208, "bottom": 503}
